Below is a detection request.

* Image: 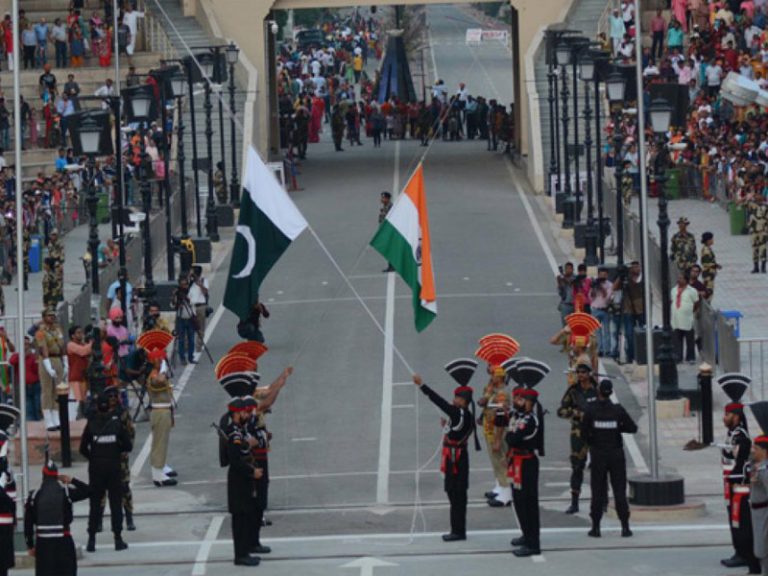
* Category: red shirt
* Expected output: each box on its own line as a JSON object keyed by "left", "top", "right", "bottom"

{"left": 9, "top": 352, "right": 39, "bottom": 385}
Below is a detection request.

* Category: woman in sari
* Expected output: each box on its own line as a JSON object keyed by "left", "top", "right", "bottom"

{"left": 309, "top": 94, "right": 324, "bottom": 143}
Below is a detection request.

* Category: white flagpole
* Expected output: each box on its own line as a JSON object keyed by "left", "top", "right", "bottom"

{"left": 12, "top": 0, "right": 29, "bottom": 503}
{"left": 633, "top": 0, "right": 660, "bottom": 480}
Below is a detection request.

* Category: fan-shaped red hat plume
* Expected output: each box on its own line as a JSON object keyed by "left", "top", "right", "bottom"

{"left": 215, "top": 352, "right": 258, "bottom": 380}
{"left": 475, "top": 334, "right": 520, "bottom": 367}
{"left": 137, "top": 330, "right": 174, "bottom": 352}
{"left": 565, "top": 312, "right": 601, "bottom": 346}
{"left": 227, "top": 341, "right": 269, "bottom": 360}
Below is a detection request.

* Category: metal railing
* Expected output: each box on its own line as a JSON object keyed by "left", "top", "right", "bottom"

{"left": 740, "top": 338, "right": 768, "bottom": 400}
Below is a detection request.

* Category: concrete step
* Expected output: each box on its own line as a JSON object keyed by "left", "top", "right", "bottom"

{"left": 19, "top": 0, "right": 75, "bottom": 11}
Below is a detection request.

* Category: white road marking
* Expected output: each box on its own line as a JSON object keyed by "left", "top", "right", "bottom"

{"left": 322, "top": 281, "right": 328, "bottom": 286}
{"left": 377, "top": 140, "right": 401, "bottom": 505}
{"left": 545, "top": 482, "right": 571, "bottom": 488}
{"left": 277, "top": 290, "right": 284, "bottom": 295}
{"left": 428, "top": 24, "right": 439, "bottom": 79}
{"left": 98, "top": 523, "right": 731, "bottom": 551}
{"left": 191, "top": 514, "right": 224, "bottom": 576}
{"left": 131, "top": 304, "right": 227, "bottom": 479}
{"left": 393, "top": 381, "right": 414, "bottom": 387}
{"left": 265, "top": 292, "right": 555, "bottom": 306}
{"left": 532, "top": 555, "right": 546, "bottom": 563}
{"left": 392, "top": 404, "right": 415, "bottom": 409}
{"left": 507, "top": 159, "right": 649, "bottom": 474}
{"left": 291, "top": 437, "right": 317, "bottom": 443}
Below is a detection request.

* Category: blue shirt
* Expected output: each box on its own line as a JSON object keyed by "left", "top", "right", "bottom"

{"left": 34, "top": 23, "right": 48, "bottom": 42}
{"left": 54, "top": 157, "right": 67, "bottom": 171}
{"left": 107, "top": 279, "right": 133, "bottom": 303}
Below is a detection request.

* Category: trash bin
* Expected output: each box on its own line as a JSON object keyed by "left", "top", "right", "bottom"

{"left": 729, "top": 202, "right": 747, "bottom": 235}
{"left": 97, "top": 193, "right": 110, "bottom": 224}
{"left": 665, "top": 168, "right": 681, "bottom": 200}
{"left": 720, "top": 310, "right": 743, "bottom": 338}
{"left": 29, "top": 235, "right": 42, "bottom": 273}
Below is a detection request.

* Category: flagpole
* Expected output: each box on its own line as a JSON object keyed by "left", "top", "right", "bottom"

{"left": 12, "top": 0, "right": 30, "bottom": 504}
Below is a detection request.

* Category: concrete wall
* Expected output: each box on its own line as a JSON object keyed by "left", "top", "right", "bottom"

{"left": 199, "top": 0, "right": 577, "bottom": 170}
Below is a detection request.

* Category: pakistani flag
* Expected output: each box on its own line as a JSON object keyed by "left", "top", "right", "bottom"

{"left": 370, "top": 163, "right": 437, "bottom": 332}
{"left": 224, "top": 146, "right": 308, "bottom": 320}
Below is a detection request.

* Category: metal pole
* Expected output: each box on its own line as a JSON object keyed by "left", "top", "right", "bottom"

{"left": 186, "top": 61, "right": 203, "bottom": 237}
{"left": 583, "top": 79, "right": 598, "bottom": 266}
{"left": 87, "top": 168, "right": 100, "bottom": 296}
{"left": 140, "top": 124, "right": 156, "bottom": 298}
{"left": 228, "top": 60, "right": 240, "bottom": 207}
{"left": 111, "top": 0, "right": 121, "bottom": 239}
{"left": 204, "top": 80, "right": 219, "bottom": 241}
{"left": 112, "top": 96, "right": 127, "bottom": 318}
{"left": 634, "top": 0, "right": 659, "bottom": 480}
{"left": 12, "top": 0, "right": 29, "bottom": 503}
{"left": 554, "top": 72, "right": 561, "bottom": 194}
{"left": 572, "top": 55, "right": 581, "bottom": 224}
{"left": 160, "top": 81, "right": 174, "bottom": 280}
{"left": 548, "top": 70, "right": 557, "bottom": 196}
{"left": 561, "top": 63, "right": 572, "bottom": 227}
{"left": 614, "top": 113, "right": 624, "bottom": 268}
{"left": 216, "top": 80, "right": 228, "bottom": 208}
{"left": 595, "top": 73, "right": 605, "bottom": 264}
{"left": 178, "top": 94, "right": 189, "bottom": 238}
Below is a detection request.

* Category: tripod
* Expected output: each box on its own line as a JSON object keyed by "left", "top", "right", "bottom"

{"left": 170, "top": 299, "right": 214, "bottom": 368}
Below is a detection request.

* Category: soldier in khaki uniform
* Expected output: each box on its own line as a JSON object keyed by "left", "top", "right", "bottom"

{"left": 747, "top": 195, "right": 768, "bottom": 274}
{"left": 670, "top": 217, "right": 697, "bottom": 275}
{"left": 478, "top": 366, "right": 511, "bottom": 507}
{"left": 146, "top": 348, "right": 177, "bottom": 487}
{"left": 36, "top": 307, "right": 67, "bottom": 431}
{"left": 701, "top": 232, "right": 721, "bottom": 301}
{"left": 47, "top": 228, "right": 65, "bottom": 285}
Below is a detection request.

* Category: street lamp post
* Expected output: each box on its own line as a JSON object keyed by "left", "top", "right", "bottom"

{"left": 183, "top": 56, "right": 204, "bottom": 237}
{"left": 556, "top": 43, "right": 573, "bottom": 228}
{"left": 200, "top": 52, "right": 220, "bottom": 242}
{"left": 170, "top": 70, "right": 190, "bottom": 239}
{"left": 226, "top": 42, "right": 241, "bottom": 207}
{"left": 606, "top": 72, "right": 627, "bottom": 267}
{"left": 649, "top": 98, "right": 680, "bottom": 401}
{"left": 124, "top": 84, "right": 157, "bottom": 299}
{"left": 213, "top": 49, "right": 228, "bottom": 210}
{"left": 592, "top": 50, "right": 608, "bottom": 264}
{"left": 579, "top": 54, "right": 599, "bottom": 266}
{"left": 570, "top": 41, "right": 583, "bottom": 225}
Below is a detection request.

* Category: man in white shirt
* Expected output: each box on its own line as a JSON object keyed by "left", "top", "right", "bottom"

{"left": 705, "top": 59, "right": 723, "bottom": 97}
{"left": 670, "top": 274, "right": 700, "bottom": 364}
{"left": 187, "top": 266, "right": 209, "bottom": 352}
{"left": 95, "top": 78, "right": 115, "bottom": 110}
{"left": 122, "top": 5, "right": 145, "bottom": 56}
{"left": 310, "top": 58, "right": 322, "bottom": 77}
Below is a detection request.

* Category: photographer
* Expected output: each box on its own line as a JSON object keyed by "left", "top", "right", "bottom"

{"left": 556, "top": 262, "right": 575, "bottom": 324}
{"left": 573, "top": 263, "right": 592, "bottom": 314}
{"left": 613, "top": 261, "right": 644, "bottom": 364}
{"left": 142, "top": 302, "right": 171, "bottom": 334}
{"left": 171, "top": 276, "right": 196, "bottom": 365}
{"left": 187, "top": 266, "right": 210, "bottom": 353}
{"left": 590, "top": 268, "right": 613, "bottom": 357}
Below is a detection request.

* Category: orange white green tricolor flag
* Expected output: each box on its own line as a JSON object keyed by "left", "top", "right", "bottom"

{"left": 370, "top": 163, "right": 436, "bottom": 332}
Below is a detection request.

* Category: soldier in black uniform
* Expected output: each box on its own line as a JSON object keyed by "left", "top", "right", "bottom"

{"left": 581, "top": 379, "right": 638, "bottom": 538}
{"left": 557, "top": 363, "right": 598, "bottom": 514}
{"left": 0, "top": 403, "right": 20, "bottom": 576}
{"left": 719, "top": 373, "right": 761, "bottom": 573}
{"left": 80, "top": 394, "right": 132, "bottom": 553}
{"left": 24, "top": 459, "right": 90, "bottom": 576}
{"left": 413, "top": 373, "right": 480, "bottom": 542}
{"left": 507, "top": 386, "right": 544, "bottom": 556}
{"left": 224, "top": 397, "right": 262, "bottom": 567}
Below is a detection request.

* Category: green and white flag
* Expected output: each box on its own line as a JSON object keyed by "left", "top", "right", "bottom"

{"left": 224, "top": 146, "right": 308, "bottom": 320}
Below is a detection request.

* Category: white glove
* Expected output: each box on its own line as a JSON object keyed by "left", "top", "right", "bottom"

{"left": 0, "top": 472, "right": 7, "bottom": 490}
{"left": 43, "top": 358, "right": 56, "bottom": 379}
{"left": 63, "top": 357, "right": 69, "bottom": 379}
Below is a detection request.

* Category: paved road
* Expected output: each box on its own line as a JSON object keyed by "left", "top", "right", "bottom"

{"left": 13, "top": 5, "right": 734, "bottom": 575}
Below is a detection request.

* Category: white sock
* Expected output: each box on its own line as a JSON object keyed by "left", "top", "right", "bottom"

{"left": 52, "top": 410, "right": 61, "bottom": 427}
{"left": 43, "top": 410, "right": 54, "bottom": 429}
{"left": 492, "top": 481, "right": 501, "bottom": 495}
{"left": 152, "top": 468, "right": 167, "bottom": 483}
{"left": 163, "top": 464, "right": 174, "bottom": 475}
{"left": 496, "top": 486, "right": 512, "bottom": 504}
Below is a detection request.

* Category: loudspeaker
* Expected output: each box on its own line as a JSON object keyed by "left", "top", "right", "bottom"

{"left": 649, "top": 83, "right": 689, "bottom": 128}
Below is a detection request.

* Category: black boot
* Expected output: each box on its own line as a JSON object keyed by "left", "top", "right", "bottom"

{"left": 752, "top": 262, "right": 760, "bottom": 274}
{"left": 565, "top": 492, "right": 579, "bottom": 515}
{"left": 588, "top": 518, "right": 601, "bottom": 538}
{"left": 762, "top": 260, "right": 767, "bottom": 273}
{"left": 621, "top": 520, "right": 633, "bottom": 537}
{"left": 125, "top": 511, "right": 136, "bottom": 532}
{"left": 114, "top": 534, "right": 128, "bottom": 551}
{"left": 86, "top": 534, "right": 96, "bottom": 553}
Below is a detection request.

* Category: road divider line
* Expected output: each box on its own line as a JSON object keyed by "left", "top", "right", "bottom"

{"left": 191, "top": 514, "right": 224, "bottom": 576}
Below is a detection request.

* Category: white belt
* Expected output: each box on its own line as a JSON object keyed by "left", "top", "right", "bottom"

{"left": 0, "top": 514, "right": 13, "bottom": 525}
{"left": 734, "top": 486, "right": 751, "bottom": 494}
{"left": 37, "top": 532, "right": 66, "bottom": 538}
{"left": 152, "top": 403, "right": 172, "bottom": 409}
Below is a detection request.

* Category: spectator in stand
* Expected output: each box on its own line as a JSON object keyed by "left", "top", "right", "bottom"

{"left": 51, "top": 18, "right": 67, "bottom": 68}
{"left": 590, "top": 267, "right": 614, "bottom": 357}
{"left": 34, "top": 17, "right": 49, "bottom": 68}
{"left": 609, "top": 10, "right": 625, "bottom": 56}
{"left": 39, "top": 63, "right": 57, "bottom": 100}
{"left": 70, "top": 23, "right": 85, "bottom": 67}
{"left": 66, "top": 325, "right": 92, "bottom": 419}
{"left": 670, "top": 274, "right": 700, "bottom": 364}
{"left": 21, "top": 22, "right": 37, "bottom": 69}
{"left": 63, "top": 74, "right": 80, "bottom": 108}
{"left": 0, "top": 98, "right": 9, "bottom": 150}
{"left": 55, "top": 93, "right": 75, "bottom": 145}
{"left": 650, "top": 9, "right": 666, "bottom": 61}
{"left": 666, "top": 19, "right": 685, "bottom": 55}
{"left": 10, "top": 336, "right": 39, "bottom": 421}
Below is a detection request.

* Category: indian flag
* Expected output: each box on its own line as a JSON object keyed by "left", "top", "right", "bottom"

{"left": 223, "top": 146, "right": 308, "bottom": 320}
{"left": 370, "top": 163, "right": 437, "bottom": 332}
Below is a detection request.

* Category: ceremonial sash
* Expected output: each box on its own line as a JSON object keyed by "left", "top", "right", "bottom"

{"left": 722, "top": 464, "right": 735, "bottom": 501}
{"left": 732, "top": 485, "right": 750, "bottom": 528}
{"left": 441, "top": 439, "right": 466, "bottom": 476}
{"left": 507, "top": 449, "right": 534, "bottom": 490}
